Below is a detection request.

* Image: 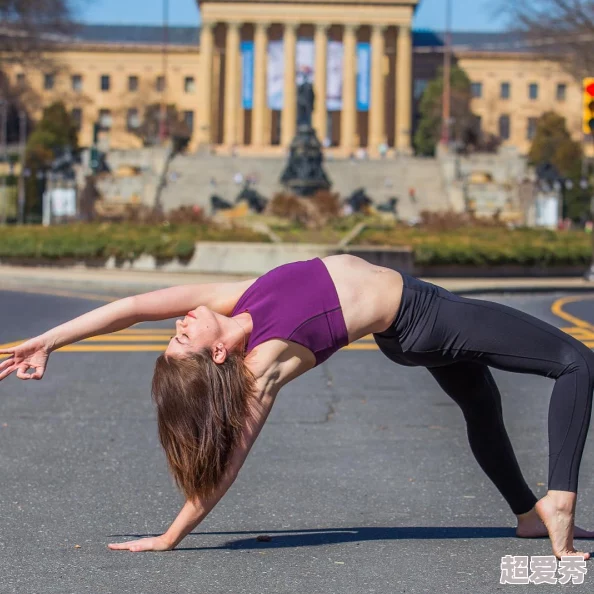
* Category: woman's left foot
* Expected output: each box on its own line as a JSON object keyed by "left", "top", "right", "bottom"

{"left": 516, "top": 507, "right": 594, "bottom": 539}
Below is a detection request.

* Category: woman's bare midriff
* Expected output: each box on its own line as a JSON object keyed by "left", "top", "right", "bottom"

{"left": 321, "top": 254, "right": 404, "bottom": 343}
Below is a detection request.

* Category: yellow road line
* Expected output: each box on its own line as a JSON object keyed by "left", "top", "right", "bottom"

{"left": 551, "top": 295, "right": 594, "bottom": 330}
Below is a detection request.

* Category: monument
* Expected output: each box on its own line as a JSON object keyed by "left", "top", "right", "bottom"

{"left": 279, "top": 71, "right": 332, "bottom": 197}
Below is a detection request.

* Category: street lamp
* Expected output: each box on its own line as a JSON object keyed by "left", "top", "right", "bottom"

{"left": 440, "top": 0, "right": 453, "bottom": 148}
{"left": 0, "top": 99, "right": 7, "bottom": 226}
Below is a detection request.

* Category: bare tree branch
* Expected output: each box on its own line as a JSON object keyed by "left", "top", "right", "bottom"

{"left": 498, "top": 0, "right": 594, "bottom": 78}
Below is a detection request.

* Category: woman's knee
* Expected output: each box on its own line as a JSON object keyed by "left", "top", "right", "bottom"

{"left": 561, "top": 340, "right": 594, "bottom": 388}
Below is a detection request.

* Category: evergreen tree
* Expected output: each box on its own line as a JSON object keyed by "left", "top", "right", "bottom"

{"left": 24, "top": 102, "right": 79, "bottom": 220}
{"left": 414, "top": 65, "right": 480, "bottom": 156}
{"left": 529, "top": 111, "right": 591, "bottom": 222}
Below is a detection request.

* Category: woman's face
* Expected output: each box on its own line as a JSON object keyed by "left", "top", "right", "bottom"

{"left": 165, "top": 306, "right": 225, "bottom": 359}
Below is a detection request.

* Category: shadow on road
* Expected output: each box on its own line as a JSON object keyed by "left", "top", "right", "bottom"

{"left": 108, "top": 526, "right": 521, "bottom": 550}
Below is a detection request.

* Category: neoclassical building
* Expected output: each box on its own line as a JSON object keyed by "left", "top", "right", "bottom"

{"left": 197, "top": 0, "right": 417, "bottom": 155}
{"left": 3, "top": 0, "right": 585, "bottom": 157}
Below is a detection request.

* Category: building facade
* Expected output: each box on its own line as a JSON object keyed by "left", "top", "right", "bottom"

{"left": 3, "top": 1, "right": 585, "bottom": 157}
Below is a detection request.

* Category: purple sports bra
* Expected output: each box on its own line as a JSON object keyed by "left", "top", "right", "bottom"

{"left": 231, "top": 258, "right": 349, "bottom": 366}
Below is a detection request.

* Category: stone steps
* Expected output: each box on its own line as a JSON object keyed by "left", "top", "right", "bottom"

{"left": 160, "top": 154, "right": 451, "bottom": 219}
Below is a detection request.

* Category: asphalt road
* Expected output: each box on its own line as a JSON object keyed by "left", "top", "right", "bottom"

{"left": 1, "top": 287, "right": 594, "bottom": 594}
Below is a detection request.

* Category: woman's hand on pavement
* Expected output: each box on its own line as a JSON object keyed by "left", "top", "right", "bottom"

{"left": 108, "top": 536, "right": 174, "bottom": 552}
{"left": 0, "top": 336, "right": 52, "bottom": 381}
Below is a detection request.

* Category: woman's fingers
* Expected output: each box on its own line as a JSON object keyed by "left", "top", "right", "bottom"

{"left": 16, "top": 364, "right": 36, "bottom": 380}
{"left": 0, "top": 348, "right": 15, "bottom": 355}
{"left": 0, "top": 363, "right": 15, "bottom": 381}
{"left": 0, "top": 357, "right": 15, "bottom": 371}
{"left": 108, "top": 539, "right": 152, "bottom": 552}
{"left": 29, "top": 366, "right": 45, "bottom": 380}
{"left": 107, "top": 542, "right": 134, "bottom": 550}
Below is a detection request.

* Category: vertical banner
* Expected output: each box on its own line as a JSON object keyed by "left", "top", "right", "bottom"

{"left": 326, "top": 41, "right": 343, "bottom": 111}
{"left": 356, "top": 42, "right": 371, "bottom": 112}
{"left": 267, "top": 40, "right": 284, "bottom": 110}
{"left": 296, "top": 38, "right": 315, "bottom": 84}
{"left": 241, "top": 41, "right": 254, "bottom": 109}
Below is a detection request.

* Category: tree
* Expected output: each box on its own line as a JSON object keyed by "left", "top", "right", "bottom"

{"left": 497, "top": 0, "right": 594, "bottom": 79}
{"left": 24, "top": 101, "right": 79, "bottom": 220}
{"left": 529, "top": 112, "right": 582, "bottom": 179}
{"left": 413, "top": 65, "right": 481, "bottom": 157}
{"left": 0, "top": 2, "right": 84, "bottom": 151}
{"left": 0, "top": 1, "right": 80, "bottom": 67}
{"left": 529, "top": 111, "right": 591, "bottom": 221}
{"left": 132, "top": 104, "right": 192, "bottom": 151}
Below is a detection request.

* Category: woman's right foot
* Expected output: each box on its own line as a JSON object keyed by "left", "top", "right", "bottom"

{"left": 535, "top": 491, "right": 591, "bottom": 560}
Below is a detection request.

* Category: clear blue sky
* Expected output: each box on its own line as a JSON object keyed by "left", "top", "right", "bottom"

{"left": 76, "top": 0, "right": 508, "bottom": 31}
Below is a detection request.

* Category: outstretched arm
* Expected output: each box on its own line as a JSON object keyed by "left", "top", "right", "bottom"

{"left": 108, "top": 384, "right": 278, "bottom": 552}
{"left": 44, "top": 278, "right": 254, "bottom": 349}
{"left": 0, "top": 279, "right": 254, "bottom": 382}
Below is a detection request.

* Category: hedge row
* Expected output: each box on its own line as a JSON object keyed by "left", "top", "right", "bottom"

{"left": 0, "top": 223, "right": 270, "bottom": 261}
{"left": 0, "top": 223, "right": 591, "bottom": 266}
{"left": 354, "top": 226, "right": 593, "bottom": 266}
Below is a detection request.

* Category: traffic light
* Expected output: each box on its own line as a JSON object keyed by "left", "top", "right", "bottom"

{"left": 583, "top": 78, "right": 594, "bottom": 134}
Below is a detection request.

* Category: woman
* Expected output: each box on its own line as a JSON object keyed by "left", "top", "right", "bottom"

{"left": 1, "top": 255, "right": 593, "bottom": 558}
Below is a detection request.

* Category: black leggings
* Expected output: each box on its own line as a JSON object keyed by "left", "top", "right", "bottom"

{"left": 373, "top": 273, "right": 594, "bottom": 516}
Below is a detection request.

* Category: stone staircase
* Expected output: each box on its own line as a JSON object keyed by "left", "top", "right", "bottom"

{"left": 159, "top": 154, "right": 453, "bottom": 220}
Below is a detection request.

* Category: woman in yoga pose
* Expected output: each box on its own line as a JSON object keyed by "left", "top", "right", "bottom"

{"left": 1, "top": 255, "right": 593, "bottom": 557}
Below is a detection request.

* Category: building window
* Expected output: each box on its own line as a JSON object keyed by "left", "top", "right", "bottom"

{"left": 556, "top": 83, "right": 567, "bottom": 101}
{"left": 71, "top": 108, "right": 82, "bottom": 130}
{"left": 100, "top": 75, "right": 111, "bottom": 92}
{"left": 471, "top": 82, "right": 483, "bottom": 98}
{"left": 499, "top": 114, "right": 511, "bottom": 140}
{"left": 44, "top": 73, "right": 55, "bottom": 90}
{"left": 183, "top": 110, "right": 195, "bottom": 134}
{"left": 72, "top": 74, "right": 83, "bottom": 92}
{"left": 128, "top": 75, "right": 139, "bottom": 92}
{"left": 414, "top": 79, "right": 428, "bottom": 100}
{"left": 529, "top": 83, "right": 538, "bottom": 100}
{"left": 16, "top": 73, "right": 26, "bottom": 87}
{"left": 184, "top": 76, "right": 196, "bottom": 94}
{"left": 127, "top": 108, "right": 140, "bottom": 131}
{"left": 156, "top": 75, "right": 166, "bottom": 92}
{"left": 500, "top": 82, "right": 510, "bottom": 99}
{"left": 527, "top": 117, "right": 538, "bottom": 141}
{"left": 99, "top": 109, "right": 112, "bottom": 130}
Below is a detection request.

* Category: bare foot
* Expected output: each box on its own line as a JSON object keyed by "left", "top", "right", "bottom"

{"left": 534, "top": 491, "right": 591, "bottom": 560}
{"left": 516, "top": 507, "right": 594, "bottom": 540}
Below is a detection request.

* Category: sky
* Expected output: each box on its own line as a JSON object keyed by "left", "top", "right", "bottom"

{"left": 76, "top": 0, "right": 509, "bottom": 32}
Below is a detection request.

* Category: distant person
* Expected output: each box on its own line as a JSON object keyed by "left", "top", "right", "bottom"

{"left": 3, "top": 256, "right": 594, "bottom": 559}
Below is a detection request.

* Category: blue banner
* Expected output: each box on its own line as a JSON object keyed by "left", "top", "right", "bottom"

{"left": 356, "top": 42, "right": 371, "bottom": 112}
{"left": 241, "top": 41, "right": 254, "bottom": 109}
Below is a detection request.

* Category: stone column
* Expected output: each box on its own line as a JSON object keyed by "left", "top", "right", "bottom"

{"left": 281, "top": 22, "right": 298, "bottom": 147}
{"left": 340, "top": 24, "right": 357, "bottom": 153}
{"left": 396, "top": 24, "right": 412, "bottom": 154}
{"left": 224, "top": 21, "right": 241, "bottom": 147}
{"left": 197, "top": 22, "right": 214, "bottom": 146}
{"left": 369, "top": 24, "right": 386, "bottom": 154}
{"left": 252, "top": 22, "right": 269, "bottom": 147}
{"left": 313, "top": 23, "right": 329, "bottom": 142}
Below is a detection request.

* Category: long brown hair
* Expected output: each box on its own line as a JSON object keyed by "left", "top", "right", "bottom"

{"left": 152, "top": 347, "right": 256, "bottom": 500}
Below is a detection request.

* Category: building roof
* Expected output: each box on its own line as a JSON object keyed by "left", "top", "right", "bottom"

{"left": 71, "top": 24, "right": 534, "bottom": 54}
{"left": 413, "top": 30, "right": 532, "bottom": 53}
{"left": 71, "top": 24, "right": 200, "bottom": 46}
